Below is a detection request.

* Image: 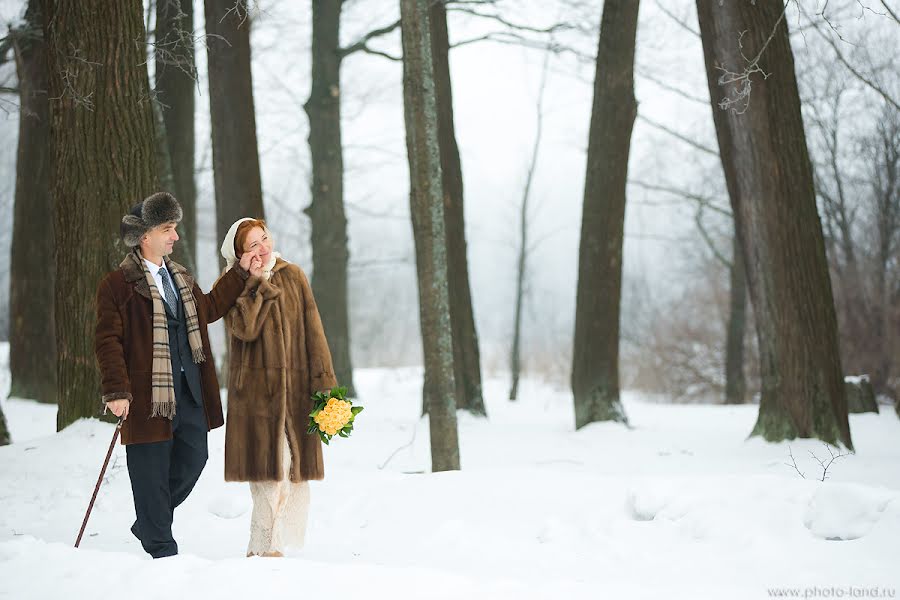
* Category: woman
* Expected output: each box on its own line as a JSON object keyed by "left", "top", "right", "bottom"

{"left": 220, "top": 218, "right": 337, "bottom": 557}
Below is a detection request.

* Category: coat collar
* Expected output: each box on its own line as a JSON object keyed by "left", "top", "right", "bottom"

{"left": 271, "top": 256, "right": 289, "bottom": 274}
{"left": 119, "top": 252, "right": 195, "bottom": 299}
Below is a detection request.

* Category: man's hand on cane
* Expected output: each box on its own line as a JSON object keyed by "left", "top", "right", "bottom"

{"left": 107, "top": 399, "right": 130, "bottom": 419}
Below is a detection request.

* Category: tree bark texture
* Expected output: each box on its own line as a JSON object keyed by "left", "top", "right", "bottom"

{"left": 724, "top": 233, "right": 747, "bottom": 404}
{"left": 303, "top": 0, "right": 356, "bottom": 397}
{"left": 41, "top": 0, "right": 159, "bottom": 430}
{"left": 10, "top": 0, "right": 56, "bottom": 404}
{"left": 204, "top": 0, "right": 265, "bottom": 258}
{"left": 155, "top": 0, "right": 197, "bottom": 271}
{"left": 427, "top": 0, "right": 485, "bottom": 416}
{"left": 696, "top": 0, "right": 852, "bottom": 448}
{"left": 400, "top": 0, "right": 460, "bottom": 472}
{"left": 571, "top": 0, "right": 640, "bottom": 429}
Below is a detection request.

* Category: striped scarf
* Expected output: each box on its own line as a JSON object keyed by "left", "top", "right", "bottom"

{"left": 128, "top": 249, "right": 205, "bottom": 419}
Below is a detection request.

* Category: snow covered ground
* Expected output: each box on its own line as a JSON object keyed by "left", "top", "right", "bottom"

{"left": 1, "top": 344, "right": 898, "bottom": 599}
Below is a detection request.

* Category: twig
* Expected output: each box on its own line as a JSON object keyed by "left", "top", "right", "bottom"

{"left": 378, "top": 422, "right": 418, "bottom": 470}
{"left": 637, "top": 114, "right": 720, "bottom": 157}
{"left": 808, "top": 443, "right": 851, "bottom": 482}
{"left": 715, "top": 1, "right": 791, "bottom": 114}
{"left": 786, "top": 445, "right": 806, "bottom": 478}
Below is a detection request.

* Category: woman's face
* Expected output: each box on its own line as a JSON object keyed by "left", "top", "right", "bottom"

{"left": 242, "top": 226, "right": 273, "bottom": 264}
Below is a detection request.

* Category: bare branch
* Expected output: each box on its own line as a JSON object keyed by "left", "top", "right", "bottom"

{"left": 653, "top": 0, "right": 700, "bottom": 38}
{"left": 695, "top": 204, "right": 732, "bottom": 268}
{"left": 629, "top": 179, "right": 732, "bottom": 218}
{"left": 808, "top": 443, "right": 851, "bottom": 481}
{"left": 807, "top": 18, "right": 900, "bottom": 111}
{"left": 786, "top": 446, "right": 807, "bottom": 479}
{"left": 339, "top": 19, "right": 401, "bottom": 59}
{"left": 636, "top": 66, "right": 710, "bottom": 106}
{"left": 881, "top": 0, "right": 900, "bottom": 23}
{"left": 637, "top": 114, "right": 719, "bottom": 157}
{"left": 447, "top": 5, "right": 572, "bottom": 36}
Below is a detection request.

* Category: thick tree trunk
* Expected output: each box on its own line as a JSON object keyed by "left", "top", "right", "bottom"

{"left": 303, "top": 0, "right": 356, "bottom": 397}
{"left": 696, "top": 0, "right": 852, "bottom": 448}
{"left": 9, "top": 0, "right": 56, "bottom": 404}
{"left": 724, "top": 233, "right": 747, "bottom": 404}
{"left": 204, "top": 0, "right": 265, "bottom": 256}
{"left": 41, "top": 0, "right": 158, "bottom": 430}
{"left": 426, "top": 0, "right": 485, "bottom": 416}
{"left": 400, "top": 0, "right": 460, "bottom": 472}
{"left": 155, "top": 0, "right": 197, "bottom": 272}
{"left": 571, "top": 0, "right": 639, "bottom": 429}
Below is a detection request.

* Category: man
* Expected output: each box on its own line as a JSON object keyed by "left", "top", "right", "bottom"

{"left": 95, "top": 192, "right": 262, "bottom": 558}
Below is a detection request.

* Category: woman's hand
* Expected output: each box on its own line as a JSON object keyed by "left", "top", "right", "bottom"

{"left": 239, "top": 249, "right": 264, "bottom": 277}
{"left": 249, "top": 255, "right": 264, "bottom": 278}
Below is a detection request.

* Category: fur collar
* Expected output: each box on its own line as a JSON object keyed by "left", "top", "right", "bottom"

{"left": 119, "top": 254, "right": 195, "bottom": 299}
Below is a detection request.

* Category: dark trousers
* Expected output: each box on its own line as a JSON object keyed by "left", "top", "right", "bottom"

{"left": 126, "top": 373, "right": 208, "bottom": 558}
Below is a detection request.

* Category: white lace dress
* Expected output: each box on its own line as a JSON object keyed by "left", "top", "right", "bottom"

{"left": 246, "top": 431, "right": 311, "bottom": 556}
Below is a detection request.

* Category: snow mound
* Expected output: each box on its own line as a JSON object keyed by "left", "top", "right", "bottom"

{"left": 803, "top": 483, "right": 896, "bottom": 540}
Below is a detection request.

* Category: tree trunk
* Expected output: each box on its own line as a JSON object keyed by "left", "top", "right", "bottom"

{"left": 844, "top": 376, "right": 878, "bottom": 414}
{"left": 724, "top": 232, "right": 747, "bottom": 404}
{"left": 571, "top": 0, "right": 639, "bottom": 429}
{"left": 9, "top": 0, "right": 56, "bottom": 404}
{"left": 509, "top": 52, "right": 549, "bottom": 402}
{"left": 204, "top": 0, "right": 265, "bottom": 257}
{"left": 0, "top": 402, "right": 9, "bottom": 445}
{"left": 400, "top": 0, "right": 460, "bottom": 472}
{"left": 426, "top": 0, "right": 485, "bottom": 416}
{"left": 303, "top": 0, "right": 356, "bottom": 397}
{"left": 155, "top": 0, "right": 197, "bottom": 272}
{"left": 696, "top": 0, "right": 852, "bottom": 448}
{"left": 41, "top": 0, "right": 158, "bottom": 430}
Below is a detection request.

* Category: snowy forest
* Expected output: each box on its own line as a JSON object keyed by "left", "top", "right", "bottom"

{"left": 0, "top": 0, "right": 897, "bottom": 597}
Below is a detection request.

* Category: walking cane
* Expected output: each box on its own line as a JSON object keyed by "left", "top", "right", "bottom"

{"left": 74, "top": 417, "right": 123, "bottom": 548}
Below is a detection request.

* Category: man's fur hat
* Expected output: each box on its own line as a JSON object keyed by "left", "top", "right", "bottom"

{"left": 120, "top": 192, "right": 183, "bottom": 247}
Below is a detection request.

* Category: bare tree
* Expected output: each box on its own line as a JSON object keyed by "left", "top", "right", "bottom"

{"left": 572, "top": 0, "right": 640, "bottom": 429}
{"left": 509, "top": 50, "right": 550, "bottom": 402}
{"left": 304, "top": 3, "right": 403, "bottom": 398}
{"left": 41, "top": 0, "right": 159, "bottom": 430}
{"left": 204, "top": 0, "right": 265, "bottom": 258}
{"left": 9, "top": 0, "right": 56, "bottom": 405}
{"left": 696, "top": 0, "right": 852, "bottom": 448}
{"left": 155, "top": 0, "right": 197, "bottom": 271}
{"left": 428, "top": 0, "right": 485, "bottom": 416}
{"left": 400, "top": 0, "right": 460, "bottom": 472}
{"left": 304, "top": 1, "right": 357, "bottom": 397}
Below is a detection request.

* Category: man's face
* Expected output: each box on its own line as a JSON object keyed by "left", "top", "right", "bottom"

{"left": 142, "top": 222, "right": 179, "bottom": 258}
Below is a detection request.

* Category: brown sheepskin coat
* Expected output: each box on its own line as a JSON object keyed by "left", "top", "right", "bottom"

{"left": 224, "top": 258, "right": 337, "bottom": 483}
{"left": 94, "top": 257, "right": 248, "bottom": 445}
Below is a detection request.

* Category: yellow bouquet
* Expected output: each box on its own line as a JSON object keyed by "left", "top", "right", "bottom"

{"left": 307, "top": 386, "right": 363, "bottom": 444}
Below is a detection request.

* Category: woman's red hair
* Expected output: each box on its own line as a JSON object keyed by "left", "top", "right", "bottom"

{"left": 234, "top": 219, "right": 268, "bottom": 257}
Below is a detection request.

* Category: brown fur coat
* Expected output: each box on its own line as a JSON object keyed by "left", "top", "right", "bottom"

{"left": 95, "top": 258, "right": 247, "bottom": 445}
{"left": 224, "top": 258, "right": 337, "bottom": 482}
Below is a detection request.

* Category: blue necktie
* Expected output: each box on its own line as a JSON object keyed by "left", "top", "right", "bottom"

{"left": 159, "top": 268, "right": 178, "bottom": 314}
